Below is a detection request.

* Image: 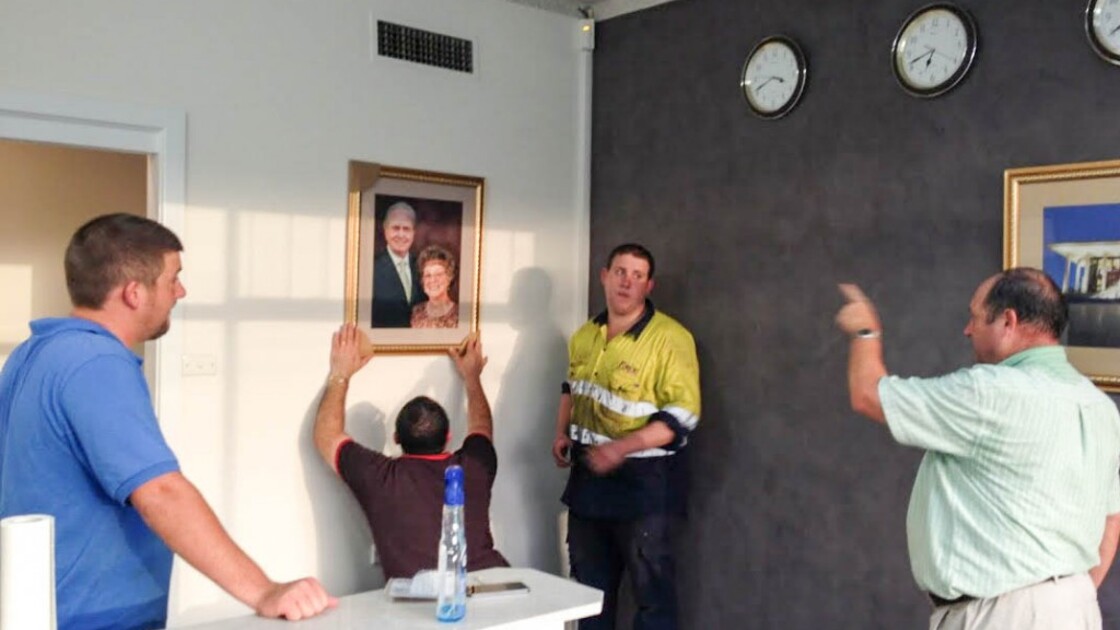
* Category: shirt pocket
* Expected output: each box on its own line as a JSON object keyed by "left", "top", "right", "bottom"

{"left": 608, "top": 365, "right": 641, "bottom": 397}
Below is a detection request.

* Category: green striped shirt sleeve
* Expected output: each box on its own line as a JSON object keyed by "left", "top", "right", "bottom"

{"left": 879, "top": 368, "right": 987, "bottom": 457}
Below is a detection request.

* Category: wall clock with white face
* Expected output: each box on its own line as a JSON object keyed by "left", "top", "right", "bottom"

{"left": 740, "top": 36, "right": 807, "bottom": 120}
{"left": 891, "top": 3, "right": 978, "bottom": 98}
{"left": 1087, "top": 0, "right": 1120, "bottom": 65}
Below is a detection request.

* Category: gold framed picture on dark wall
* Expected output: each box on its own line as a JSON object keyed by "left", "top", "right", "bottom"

{"left": 345, "top": 160, "right": 483, "bottom": 354}
{"left": 1004, "top": 159, "right": 1120, "bottom": 392}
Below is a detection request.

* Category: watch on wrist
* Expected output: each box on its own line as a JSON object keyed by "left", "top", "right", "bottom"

{"left": 854, "top": 328, "right": 882, "bottom": 339}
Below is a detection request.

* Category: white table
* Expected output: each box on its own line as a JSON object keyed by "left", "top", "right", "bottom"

{"left": 172, "top": 568, "right": 602, "bottom": 630}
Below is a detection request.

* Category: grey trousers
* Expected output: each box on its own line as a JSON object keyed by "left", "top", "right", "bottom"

{"left": 929, "top": 574, "right": 1100, "bottom": 630}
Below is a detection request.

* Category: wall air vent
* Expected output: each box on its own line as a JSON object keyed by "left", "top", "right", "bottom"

{"left": 377, "top": 21, "right": 473, "bottom": 73}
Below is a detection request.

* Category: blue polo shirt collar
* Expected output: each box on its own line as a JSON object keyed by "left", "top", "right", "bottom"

{"left": 29, "top": 317, "right": 140, "bottom": 364}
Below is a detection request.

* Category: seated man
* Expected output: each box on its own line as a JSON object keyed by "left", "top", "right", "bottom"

{"left": 313, "top": 325, "right": 509, "bottom": 579}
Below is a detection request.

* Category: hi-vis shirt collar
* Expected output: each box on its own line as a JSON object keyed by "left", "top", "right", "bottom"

{"left": 591, "top": 300, "right": 656, "bottom": 339}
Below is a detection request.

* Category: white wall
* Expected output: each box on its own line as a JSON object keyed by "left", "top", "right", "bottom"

{"left": 0, "top": 0, "right": 589, "bottom": 624}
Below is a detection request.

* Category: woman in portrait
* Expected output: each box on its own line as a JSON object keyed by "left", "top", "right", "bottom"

{"left": 411, "top": 245, "right": 459, "bottom": 328}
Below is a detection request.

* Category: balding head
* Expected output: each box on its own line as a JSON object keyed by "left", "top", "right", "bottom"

{"left": 982, "top": 268, "right": 1067, "bottom": 339}
{"left": 965, "top": 267, "right": 1066, "bottom": 364}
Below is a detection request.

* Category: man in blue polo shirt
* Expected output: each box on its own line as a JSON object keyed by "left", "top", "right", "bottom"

{"left": 836, "top": 267, "right": 1120, "bottom": 629}
{"left": 0, "top": 214, "right": 335, "bottom": 629}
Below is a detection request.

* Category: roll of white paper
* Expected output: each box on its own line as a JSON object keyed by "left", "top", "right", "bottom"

{"left": 0, "top": 514, "right": 57, "bottom": 630}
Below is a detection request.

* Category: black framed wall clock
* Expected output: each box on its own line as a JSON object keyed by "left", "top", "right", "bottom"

{"left": 891, "top": 3, "right": 978, "bottom": 98}
{"left": 740, "top": 35, "right": 808, "bottom": 120}
{"left": 1087, "top": 0, "right": 1120, "bottom": 65}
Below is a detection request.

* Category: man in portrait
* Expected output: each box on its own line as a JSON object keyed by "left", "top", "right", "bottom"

{"left": 372, "top": 201, "right": 424, "bottom": 328}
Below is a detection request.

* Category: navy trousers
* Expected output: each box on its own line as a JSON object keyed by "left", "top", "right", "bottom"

{"left": 567, "top": 511, "right": 678, "bottom": 630}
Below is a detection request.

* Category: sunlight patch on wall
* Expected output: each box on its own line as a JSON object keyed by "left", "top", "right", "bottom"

{"left": 183, "top": 207, "right": 229, "bottom": 305}
{"left": 234, "top": 211, "right": 346, "bottom": 300}
{"left": 236, "top": 211, "right": 292, "bottom": 298}
{"left": 289, "top": 214, "right": 336, "bottom": 299}
{"left": 482, "top": 229, "right": 537, "bottom": 303}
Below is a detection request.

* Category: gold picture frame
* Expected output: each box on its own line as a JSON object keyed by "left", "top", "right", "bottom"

{"left": 345, "top": 160, "right": 484, "bottom": 354}
{"left": 1004, "top": 158, "right": 1120, "bottom": 391}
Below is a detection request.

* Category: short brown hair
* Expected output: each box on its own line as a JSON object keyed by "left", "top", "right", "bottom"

{"left": 417, "top": 244, "right": 457, "bottom": 280}
{"left": 65, "top": 213, "right": 183, "bottom": 308}
{"left": 396, "top": 396, "right": 450, "bottom": 455}
{"left": 605, "top": 243, "right": 655, "bottom": 278}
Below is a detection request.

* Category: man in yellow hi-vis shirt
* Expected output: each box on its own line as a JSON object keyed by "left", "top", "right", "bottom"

{"left": 553, "top": 243, "right": 700, "bottom": 630}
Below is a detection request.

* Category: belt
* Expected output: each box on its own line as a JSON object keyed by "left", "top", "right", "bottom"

{"left": 928, "top": 575, "right": 1073, "bottom": 608}
{"left": 928, "top": 592, "right": 977, "bottom": 608}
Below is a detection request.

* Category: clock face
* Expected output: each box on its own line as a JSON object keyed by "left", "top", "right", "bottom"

{"left": 892, "top": 4, "right": 978, "bottom": 97}
{"left": 741, "top": 36, "right": 807, "bottom": 119}
{"left": 1088, "top": 0, "right": 1120, "bottom": 65}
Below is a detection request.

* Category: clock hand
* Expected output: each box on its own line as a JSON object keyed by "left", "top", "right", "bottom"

{"left": 754, "top": 76, "right": 784, "bottom": 92}
{"left": 1111, "top": 23, "right": 1120, "bottom": 36}
{"left": 928, "top": 47, "right": 958, "bottom": 63}
{"left": 908, "top": 49, "right": 934, "bottom": 67}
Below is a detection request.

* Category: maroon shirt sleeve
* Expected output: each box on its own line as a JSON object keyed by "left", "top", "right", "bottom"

{"left": 337, "top": 440, "right": 392, "bottom": 498}
{"left": 458, "top": 433, "right": 497, "bottom": 481}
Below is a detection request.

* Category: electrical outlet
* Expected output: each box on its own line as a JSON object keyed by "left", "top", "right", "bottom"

{"left": 182, "top": 354, "right": 217, "bottom": 376}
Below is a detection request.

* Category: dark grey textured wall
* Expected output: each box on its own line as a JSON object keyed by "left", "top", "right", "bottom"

{"left": 589, "top": 0, "right": 1120, "bottom": 627}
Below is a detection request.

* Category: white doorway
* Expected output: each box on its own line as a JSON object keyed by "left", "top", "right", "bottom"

{"left": 0, "top": 139, "right": 148, "bottom": 366}
{"left": 0, "top": 90, "right": 187, "bottom": 435}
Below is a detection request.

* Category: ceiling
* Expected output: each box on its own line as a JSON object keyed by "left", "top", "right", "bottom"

{"left": 503, "top": 0, "right": 681, "bottom": 20}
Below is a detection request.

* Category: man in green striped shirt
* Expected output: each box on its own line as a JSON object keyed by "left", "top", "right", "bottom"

{"left": 836, "top": 268, "right": 1120, "bottom": 629}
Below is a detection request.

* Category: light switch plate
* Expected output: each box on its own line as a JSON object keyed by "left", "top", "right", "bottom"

{"left": 182, "top": 354, "right": 217, "bottom": 376}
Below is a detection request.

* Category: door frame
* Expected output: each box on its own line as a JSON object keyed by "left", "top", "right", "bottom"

{"left": 0, "top": 90, "right": 187, "bottom": 434}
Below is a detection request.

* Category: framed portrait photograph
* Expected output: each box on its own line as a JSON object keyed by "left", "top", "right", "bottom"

{"left": 345, "top": 160, "right": 484, "bottom": 353}
{"left": 1004, "top": 158, "right": 1120, "bottom": 391}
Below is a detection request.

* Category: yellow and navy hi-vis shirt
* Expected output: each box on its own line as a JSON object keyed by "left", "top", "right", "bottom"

{"left": 561, "top": 301, "right": 701, "bottom": 519}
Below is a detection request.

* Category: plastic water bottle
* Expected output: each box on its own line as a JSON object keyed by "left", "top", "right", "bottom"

{"left": 436, "top": 465, "right": 467, "bottom": 622}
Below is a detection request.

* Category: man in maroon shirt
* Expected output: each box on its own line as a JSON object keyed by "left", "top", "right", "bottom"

{"left": 312, "top": 325, "right": 509, "bottom": 579}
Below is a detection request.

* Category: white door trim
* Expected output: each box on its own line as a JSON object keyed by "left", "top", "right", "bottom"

{"left": 0, "top": 90, "right": 187, "bottom": 436}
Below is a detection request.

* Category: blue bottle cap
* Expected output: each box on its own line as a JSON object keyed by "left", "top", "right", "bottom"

{"left": 444, "top": 465, "right": 464, "bottom": 506}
